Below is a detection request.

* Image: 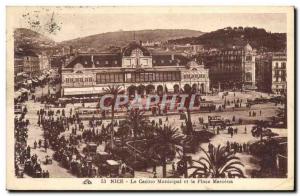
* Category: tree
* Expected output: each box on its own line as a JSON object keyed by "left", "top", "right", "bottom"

{"left": 122, "top": 110, "right": 149, "bottom": 161}
{"left": 188, "top": 145, "right": 245, "bottom": 178}
{"left": 251, "top": 120, "right": 277, "bottom": 141}
{"left": 103, "top": 85, "right": 123, "bottom": 149}
{"left": 123, "top": 110, "right": 148, "bottom": 140}
{"left": 148, "top": 125, "right": 184, "bottom": 178}
{"left": 117, "top": 121, "right": 131, "bottom": 147}
{"left": 183, "top": 84, "right": 193, "bottom": 134}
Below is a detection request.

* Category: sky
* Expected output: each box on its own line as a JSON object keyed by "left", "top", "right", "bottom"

{"left": 14, "top": 8, "right": 287, "bottom": 42}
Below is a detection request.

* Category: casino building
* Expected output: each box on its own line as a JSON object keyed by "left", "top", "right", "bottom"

{"left": 61, "top": 42, "right": 209, "bottom": 97}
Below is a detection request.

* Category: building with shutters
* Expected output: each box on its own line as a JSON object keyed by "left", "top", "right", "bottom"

{"left": 199, "top": 43, "right": 256, "bottom": 91}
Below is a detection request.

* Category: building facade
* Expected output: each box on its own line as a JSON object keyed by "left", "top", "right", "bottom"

{"left": 14, "top": 51, "right": 25, "bottom": 88}
{"left": 271, "top": 52, "right": 287, "bottom": 95}
{"left": 61, "top": 42, "right": 210, "bottom": 97}
{"left": 39, "top": 52, "right": 50, "bottom": 71}
{"left": 200, "top": 43, "right": 256, "bottom": 91}
{"left": 23, "top": 51, "right": 40, "bottom": 77}
{"left": 255, "top": 53, "right": 273, "bottom": 92}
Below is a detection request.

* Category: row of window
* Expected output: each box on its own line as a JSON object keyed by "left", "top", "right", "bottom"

{"left": 274, "top": 62, "right": 286, "bottom": 69}
{"left": 83, "top": 60, "right": 119, "bottom": 65}
{"left": 65, "top": 77, "right": 93, "bottom": 83}
{"left": 273, "top": 77, "right": 286, "bottom": 82}
{"left": 95, "top": 71, "right": 181, "bottom": 84}
{"left": 183, "top": 73, "right": 207, "bottom": 79}
{"left": 273, "top": 70, "right": 286, "bottom": 76}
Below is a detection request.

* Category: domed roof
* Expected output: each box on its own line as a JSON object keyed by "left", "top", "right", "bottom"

{"left": 244, "top": 43, "right": 253, "bottom": 51}
{"left": 122, "top": 42, "right": 151, "bottom": 56}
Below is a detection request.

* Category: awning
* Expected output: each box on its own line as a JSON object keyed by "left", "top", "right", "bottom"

{"left": 17, "top": 72, "right": 24, "bottom": 77}
{"left": 64, "top": 87, "right": 103, "bottom": 96}
{"left": 19, "top": 88, "right": 29, "bottom": 93}
{"left": 14, "top": 91, "right": 22, "bottom": 99}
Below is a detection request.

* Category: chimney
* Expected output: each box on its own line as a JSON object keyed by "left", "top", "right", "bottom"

{"left": 91, "top": 55, "right": 95, "bottom": 68}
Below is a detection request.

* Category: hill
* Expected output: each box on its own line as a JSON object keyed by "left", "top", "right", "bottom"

{"left": 168, "top": 27, "right": 286, "bottom": 51}
{"left": 59, "top": 29, "right": 204, "bottom": 51}
{"left": 14, "top": 28, "right": 56, "bottom": 53}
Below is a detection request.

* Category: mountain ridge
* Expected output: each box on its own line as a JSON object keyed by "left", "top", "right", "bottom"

{"left": 168, "top": 27, "right": 286, "bottom": 52}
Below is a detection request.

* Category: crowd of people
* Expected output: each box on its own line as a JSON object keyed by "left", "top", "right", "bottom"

{"left": 14, "top": 107, "right": 46, "bottom": 178}
{"left": 37, "top": 106, "right": 135, "bottom": 178}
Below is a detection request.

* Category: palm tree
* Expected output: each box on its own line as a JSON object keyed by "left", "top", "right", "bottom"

{"left": 123, "top": 110, "right": 148, "bottom": 140}
{"left": 251, "top": 120, "right": 276, "bottom": 141}
{"left": 122, "top": 110, "right": 149, "bottom": 161}
{"left": 117, "top": 121, "right": 131, "bottom": 147}
{"left": 103, "top": 85, "right": 123, "bottom": 149}
{"left": 183, "top": 84, "right": 193, "bottom": 134}
{"left": 188, "top": 145, "right": 245, "bottom": 178}
{"left": 148, "top": 125, "right": 184, "bottom": 178}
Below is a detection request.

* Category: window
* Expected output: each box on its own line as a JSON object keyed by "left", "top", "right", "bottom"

{"left": 171, "top": 72, "right": 176, "bottom": 81}
{"left": 115, "top": 60, "right": 118, "bottom": 65}
{"left": 282, "top": 62, "right": 286, "bottom": 69}
{"left": 175, "top": 72, "right": 181, "bottom": 80}
{"left": 100, "top": 75, "right": 105, "bottom": 83}
{"left": 96, "top": 61, "right": 99, "bottom": 65}
{"left": 109, "top": 74, "right": 114, "bottom": 82}
{"left": 158, "top": 73, "right": 164, "bottom": 82}
{"left": 105, "top": 74, "right": 110, "bottom": 83}
{"left": 135, "top": 73, "right": 140, "bottom": 82}
{"left": 105, "top": 60, "right": 109, "bottom": 65}
{"left": 167, "top": 73, "right": 172, "bottom": 81}
{"left": 246, "top": 56, "right": 252, "bottom": 61}
{"left": 149, "top": 73, "right": 153, "bottom": 82}
{"left": 155, "top": 73, "right": 159, "bottom": 82}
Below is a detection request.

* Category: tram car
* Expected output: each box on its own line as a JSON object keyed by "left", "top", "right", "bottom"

{"left": 199, "top": 101, "right": 216, "bottom": 112}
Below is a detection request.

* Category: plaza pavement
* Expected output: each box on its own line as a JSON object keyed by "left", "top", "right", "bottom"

{"left": 21, "top": 89, "right": 286, "bottom": 178}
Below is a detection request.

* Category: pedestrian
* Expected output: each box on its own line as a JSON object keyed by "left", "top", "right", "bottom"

{"left": 38, "top": 139, "right": 42, "bottom": 148}
{"left": 153, "top": 164, "right": 156, "bottom": 173}
{"left": 172, "top": 162, "right": 176, "bottom": 173}
{"left": 153, "top": 172, "right": 157, "bottom": 178}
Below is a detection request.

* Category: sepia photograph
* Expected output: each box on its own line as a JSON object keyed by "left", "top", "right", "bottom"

{"left": 6, "top": 6, "right": 295, "bottom": 191}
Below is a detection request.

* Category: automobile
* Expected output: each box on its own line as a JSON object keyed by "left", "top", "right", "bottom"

{"left": 83, "top": 142, "right": 98, "bottom": 155}
{"left": 106, "top": 160, "right": 120, "bottom": 177}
